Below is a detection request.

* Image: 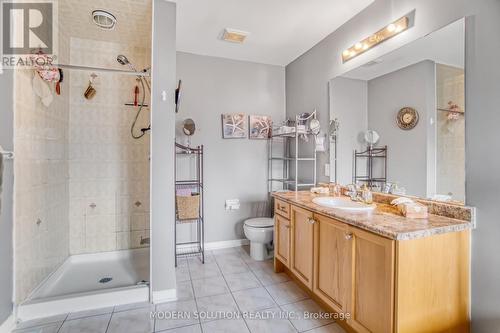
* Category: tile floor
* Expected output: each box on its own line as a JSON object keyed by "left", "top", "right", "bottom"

{"left": 13, "top": 246, "right": 346, "bottom": 333}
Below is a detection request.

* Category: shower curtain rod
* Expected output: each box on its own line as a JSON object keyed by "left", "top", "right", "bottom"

{"left": 56, "top": 64, "right": 150, "bottom": 77}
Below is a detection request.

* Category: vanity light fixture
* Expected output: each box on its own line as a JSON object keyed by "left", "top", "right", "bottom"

{"left": 221, "top": 28, "right": 249, "bottom": 43}
{"left": 342, "top": 15, "right": 410, "bottom": 63}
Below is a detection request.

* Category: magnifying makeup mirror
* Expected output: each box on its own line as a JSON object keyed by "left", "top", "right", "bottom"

{"left": 183, "top": 118, "right": 196, "bottom": 136}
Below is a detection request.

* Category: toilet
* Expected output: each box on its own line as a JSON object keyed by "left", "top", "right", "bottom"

{"left": 243, "top": 217, "right": 274, "bottom": 261}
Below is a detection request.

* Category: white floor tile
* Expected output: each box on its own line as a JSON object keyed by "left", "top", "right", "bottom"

{"left": 161, "top": 323, "right": 202, "bottom": 332}
{"left": 252, "top": 268, "right": 291, "bottom": 286}
{"left": 188, "top": 262, "right": 221, "bottom": 280}
{"left": 281, "top": 299, "right": 334, "bottom": 332}
{"left": 305, "top": 323, "right": 346, "bottom": 333}
{"left": 155, "top": 299, "right": 199, "bottom": 331}
{"left": 195, "top": 293, "right": 240, "bottom": 322}
{"left": 191, "top": 276, "right": 229, "bottom": 298}
{"left": 176, "top": 265, "right": 191, "bottom": 282}
{"left": 12, "top": 322, "right": 62, "bottom": 333}
{"left": 265, "top": 281, "right": 309, "bottom": 305}
{"left": 176, "top": 280, "right": 195, "bottom": 301}
{"left": 59, "top": 313, "right": 111, "bottom": 333}
{"left": 246, "top": 260, "right": 274, "bottom": 273}
{"left": 232, "top": 287, "right": 276, "bottom": 312}
{"left": 224, "top": 271, "right": 261, "bottom": 292}
{"left": 201, "top": 318, "right": 250, "bottom": 333}
{"left": 107, "top": 307, "right": 153, "bottom": 333}
{"left": 244, "top": 307, "right": 296, "bottom": 333}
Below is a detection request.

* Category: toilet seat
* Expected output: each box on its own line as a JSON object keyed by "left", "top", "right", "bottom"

{"left": 244, "top": 217, "right": 274, "bottom": 228}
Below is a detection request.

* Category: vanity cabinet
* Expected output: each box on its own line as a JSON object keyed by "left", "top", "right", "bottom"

{"left": 348, "top": 226, "right": 395, "bottom": 333}
{"left": 274, "top": 201, "right": 470, "bottom": 333}
{"left": 275, "top": 214, "right": 290, "bottom": 266}
{"left": 290, "top": 205, "right": 314, "bottom": 289}
{"left": 313, "top": 214, "right": 350, "bottom": 314}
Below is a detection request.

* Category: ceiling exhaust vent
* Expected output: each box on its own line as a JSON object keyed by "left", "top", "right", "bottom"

{"left": 92, "top": 10, "right": 117, "bottom": 30}
{"left": 221, "top": 28, "right": 249, "bottom": 43}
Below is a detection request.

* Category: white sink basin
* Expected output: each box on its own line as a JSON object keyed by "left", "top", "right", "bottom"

{"left": 312, "top": 197, "right": 375, "bottom": 212}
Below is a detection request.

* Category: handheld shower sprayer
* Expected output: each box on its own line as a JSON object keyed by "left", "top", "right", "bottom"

{"left": 117, "top": 54, "right": 151, "bottom": 139}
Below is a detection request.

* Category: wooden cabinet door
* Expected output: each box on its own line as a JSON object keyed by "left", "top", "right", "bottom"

{"left": 313, "top": 214, "right": 350, "bottom": 315}
{"left": 290, "top": 205, "right": 314, "bottom": 289}
{"left": 275, "top": 214, "right": 290, "bottom": 267}
{"left": 348, "top": 226, "right": 395, "bottom": 333}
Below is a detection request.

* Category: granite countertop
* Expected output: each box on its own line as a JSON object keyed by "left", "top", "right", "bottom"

{"left": 272, "top": 191, "right": 475, "bottom": 241}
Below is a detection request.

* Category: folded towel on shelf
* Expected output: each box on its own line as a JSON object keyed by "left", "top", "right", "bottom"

{"left": 176, "top": 188, "right": 193, "bottom": 196}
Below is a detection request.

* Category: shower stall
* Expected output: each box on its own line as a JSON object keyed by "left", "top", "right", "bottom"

{"left": 13, "top": 1, "right": 153, "bottom": 320}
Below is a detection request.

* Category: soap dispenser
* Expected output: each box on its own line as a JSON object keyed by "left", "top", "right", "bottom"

{"left": 361, "top": 185, "right": 373, "bottom": 204}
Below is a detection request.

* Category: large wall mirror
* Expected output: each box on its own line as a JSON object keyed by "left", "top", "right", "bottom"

{"left": 329, "top": 18, "right": 465, "bottom": 203}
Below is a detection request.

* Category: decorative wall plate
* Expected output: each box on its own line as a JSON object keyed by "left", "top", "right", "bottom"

{"left": 396, "top": 107, "right": 419, "bottom": 130}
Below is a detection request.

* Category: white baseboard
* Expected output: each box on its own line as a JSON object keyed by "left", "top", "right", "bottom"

{"left": 0, "top": 314, "right": 14, "bottom": 333}
{"left": 205, "top": 239, "right": 249, "bottom": 251}
{"left": 152, "top": 289, "right": 177, "bottom": 304}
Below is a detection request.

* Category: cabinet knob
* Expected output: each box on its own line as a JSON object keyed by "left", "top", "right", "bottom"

{"left": 344, "top": 232, "right": 353, "bottom": 240}
{"left": 308, "top": 218, "right": 316, "bottom": 225}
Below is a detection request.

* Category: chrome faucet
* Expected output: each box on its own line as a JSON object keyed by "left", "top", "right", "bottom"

{"left": 346, "top": 184, "right": 361, "bottom": 201}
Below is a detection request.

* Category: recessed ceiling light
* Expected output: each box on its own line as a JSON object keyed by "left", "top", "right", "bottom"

{"left": 221, "top": 28, "right": 249, "bottom": 43}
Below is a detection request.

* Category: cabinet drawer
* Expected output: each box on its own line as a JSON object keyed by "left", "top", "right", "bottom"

{"left": 274, "top": 199, "right": 290, "bottom": 219}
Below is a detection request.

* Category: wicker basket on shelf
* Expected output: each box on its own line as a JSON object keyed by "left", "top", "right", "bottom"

{"left": 176, "top": 194, "right": 200, "bottom": 220}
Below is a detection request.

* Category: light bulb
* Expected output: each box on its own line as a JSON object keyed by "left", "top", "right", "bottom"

{"left": 387, "top": 23, "right": 396, "bottom": 32}
{"left": 342, "top": 50, "right": 350, "bottom": 57}
{"left": 355, "top": 42, "right": 363, "bottom": 50}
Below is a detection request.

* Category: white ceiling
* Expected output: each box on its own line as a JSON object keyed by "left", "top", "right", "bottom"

{"left": 342, "top": 18, "right": 465, "bottom": 81}
{"left": 171, "top": 0, "right": 374, "bottom": 66}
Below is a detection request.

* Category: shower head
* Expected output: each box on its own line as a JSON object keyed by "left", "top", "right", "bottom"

{"left": 116, "top": 55, "right": 130, "bottom": 66}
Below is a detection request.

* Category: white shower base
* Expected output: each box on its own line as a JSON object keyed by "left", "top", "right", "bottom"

{"left": 17, "top": 248, "right": 150, "bottom": 321}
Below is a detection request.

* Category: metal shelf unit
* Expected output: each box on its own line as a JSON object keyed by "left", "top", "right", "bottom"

{"left": 353, "top": 146, "right": 387, "bottom": 188}
{"left": 268, "top": 127, "right": 317, "bottom": 192}
{"left": 174, "top": 143, "right": 204, "bottom": 267}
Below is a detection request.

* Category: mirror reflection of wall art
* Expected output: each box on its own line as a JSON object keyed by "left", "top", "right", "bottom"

{"left": 249, "top": 115, "right": 272, "bottom": 139}
{"left": 221, "top": 113, "right": 247, "bottom": 139}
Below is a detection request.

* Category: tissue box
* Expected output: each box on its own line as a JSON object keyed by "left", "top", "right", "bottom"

{"left": 397, "top": 202, "right": 428, "bottom": 219}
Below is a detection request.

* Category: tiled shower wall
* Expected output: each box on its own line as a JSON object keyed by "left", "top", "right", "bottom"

{"left": 68, "top": 38, "right": 151, "bottom": 254}
{"left": 14, "top": 0, "right": 152, "bottom": 302}
{"left": 13, "top": 34, "right": 71, "bottom": 302}
{"left": 436, "top": 64, "right": 465, "bottom": 202}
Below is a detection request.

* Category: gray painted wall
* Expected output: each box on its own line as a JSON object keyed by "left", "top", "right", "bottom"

{"left": 464, "top": 1, "right": 500, "bottom": 331}
{"left": 367, "top": 60, "right": 435, "bottom": 197}
{"left": 0, "top": 70, "right": 13, "bottom": 323}
{"left": 286, "top": 0, "right": 500, "bottom": 331}
{"left": 329, "top": 77, "right": 367, "bottom": 185}
{"left": 176, "top": 52, "right": 285, "bottom": 242}
{"left": 150, "top": 0, "right": 177, "bottom": 298}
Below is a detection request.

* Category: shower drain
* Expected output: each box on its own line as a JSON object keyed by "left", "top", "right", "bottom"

{"left": 99, "top": 277, "right": 113, "bottom": 284}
